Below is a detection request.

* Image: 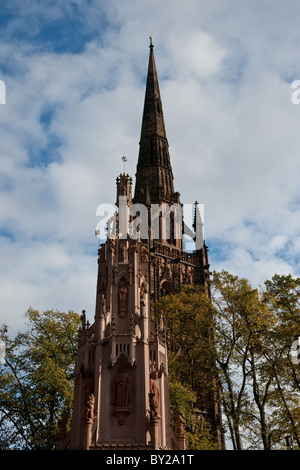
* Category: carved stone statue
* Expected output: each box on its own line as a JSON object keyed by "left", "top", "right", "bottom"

{"left": 112, "top": 366, "right": 131, "bottom": 410}
{"left": 176, "top": 411, "right": 185, "bottom": 438}
{"left": 149, "top": 371, "right": 160, "bottom": 418}
{"left": 130, "top": 240, "right": 138, "bottom": 253}
{"left": 141, "top": 245, "right": 149, "bottom": 262}
{"left": 129, "top": 264, "right": 133, "bottom": 285}
{"left": 119, "top": 240, "right": 128, "bottom": 262}
{"left": 84, "top": 393, "right": 95, "bottom": 422}
{"left": 140, "top": 283, "right": 147, "bottom": 306}
{"left": 80, "top": 310, "right": 86, "bottom": 331}
{"left": 119, "top": 285, "right": 128, "bottom": 317}
{"left": 100, "top": 292, "right": 106, "bottom": 315}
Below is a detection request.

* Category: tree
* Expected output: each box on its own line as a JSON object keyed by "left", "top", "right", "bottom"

{"left": 262, "top": 274, "right": 300, "bottom": 448}
{"left": 167, "top": 352, "right": 218, "bottom": 450}
{"left": 211, "top": 270, "right": 275, "bottom": 449}
{"left": 0, "top": 308, "right": 80, "bottom": 450}
{"left": 211, "top": 270, "right": 300, "bottom": 450}
{"left": 154, "top": 285, "right": 220, "bottom": 449}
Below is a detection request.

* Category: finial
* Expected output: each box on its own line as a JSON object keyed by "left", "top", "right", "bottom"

{"left": 149, "top": 36, "right": 154, "bottom": 48}
{"left": 122, "top": 155, "right": 128, "bottom": 173}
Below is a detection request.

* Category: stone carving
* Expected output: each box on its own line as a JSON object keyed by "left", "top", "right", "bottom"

{"left": 149, "top": 371, "right": 160, "bottom": 418}
{"left": 129, "top": 264, "right": 133, "bottom": 285}
{"left": 130, "top": 239, "right": 138, "bottom": 253}
{"left": 112, "top": 366, "right": 131, "bottom": 425}
{"left": 119, "top": 285, "right": 128, "bottom": 318}
{"left": 166, "top": 261, "right": 173, "bottom": 280}
{"left": 100, "top": 292, "right": 106, "bottom": 315}
{"left": 112, "top": 367, "right": 131, "bottom": 409}
{"left": 180, "top": 264, "right": 194, "bottom": 285}
{"left": 140, "top": 282, "right": 147, "bottom": 306}
{"left": 141, "top": 245, "right": 149, "bottom": 262}
{"left": 84, "top": 394, "right": 95, "bottom": 422}
{"left": 119, "top": 240, "right": 128, "bottom": 262}
{"left": 80, "top": 310, "right": 86, "bottom": 331}
{"left": 176, "top": 411, "right": 185, "bottom": 438}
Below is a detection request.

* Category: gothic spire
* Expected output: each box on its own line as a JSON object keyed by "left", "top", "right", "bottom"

{"left": 139, "top": 38, "right": 167, "bottom": 142}
{"left": 134, "top": 40, "right": 178, "bottom": 206}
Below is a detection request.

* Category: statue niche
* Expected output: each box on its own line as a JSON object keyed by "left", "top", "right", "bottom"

{"left": 118, "top": 280, "right": 128, "bottom": 318}
{"left": 100, "top": 290, "right": 106, "bottom": 315}
{"left": 119, "top": 239, "right": 128, "bottom": 262}
{"left": 112, "top": 365, "right": 131, "bottom": 425}
{"left": 80, "top": 365, "right": 95, "bottom": 402}
{"left": 140, "top": 282, "right": 147, "bottom": 306}
{"left": 149, "top": 371, "right": 160, "bottom": 419}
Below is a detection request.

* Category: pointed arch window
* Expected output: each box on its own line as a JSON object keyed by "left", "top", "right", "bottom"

{"left": 160, "top": 280, "right": 174, "bottom": 297}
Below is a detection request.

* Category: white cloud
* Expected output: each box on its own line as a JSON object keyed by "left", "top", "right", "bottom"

{"left": 1, "top": 0, "right": 300, "bottom": 334}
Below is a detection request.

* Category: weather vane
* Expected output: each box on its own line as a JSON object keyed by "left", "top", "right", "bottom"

{"left": 122, "top": 156, "right": 127, "bottom": 173}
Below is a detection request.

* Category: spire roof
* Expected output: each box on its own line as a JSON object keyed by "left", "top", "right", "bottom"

{"left": 134, "top": 41, "right": 177, "bottom": 206}
{"left": 139, "top": 39, "right": 167, "bottom": 142}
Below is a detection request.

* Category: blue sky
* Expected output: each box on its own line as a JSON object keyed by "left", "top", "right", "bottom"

{"left": 1, "top": 0, "right": 300, "bottom": 334}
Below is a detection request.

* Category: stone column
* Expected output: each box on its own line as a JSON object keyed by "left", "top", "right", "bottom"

{"left": 83, "top": 418, "right": 93, "bottom": 450}
{"left": 149, "top": 415, "right": 161, "bottom": 450}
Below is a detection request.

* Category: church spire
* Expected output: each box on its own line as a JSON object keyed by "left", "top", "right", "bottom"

{"left": 134, "top": 39, "right": 178, "bottom": 206}
{"left": 140, "top": 37, "right": 167, "bottom": 142}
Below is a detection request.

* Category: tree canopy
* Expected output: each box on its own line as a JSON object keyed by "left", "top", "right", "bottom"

{"left": 211, "top": 270, "right": 300, "bottom": 450}
{"left": 0, "top": 308, "right": 80, "bottom": 449}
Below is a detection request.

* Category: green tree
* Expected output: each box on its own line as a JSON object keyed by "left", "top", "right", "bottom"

{"left": 154, "top": 285, "right": 219, "bottom": 449}
{"left": 212, "top": 270, "right": 300, "bottom": 450}
{"left": 211, "top": 270, "right": 276, "bottom": 450}
{"left": 262, "top": 274, "right": 300, "bottom": 448}
{"left": 0, "top": 308, "right": 80, "bottom": 450}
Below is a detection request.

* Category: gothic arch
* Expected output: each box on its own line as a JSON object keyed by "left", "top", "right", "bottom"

{"left": 160, "top": 279, "right": 174, "bottom": 297}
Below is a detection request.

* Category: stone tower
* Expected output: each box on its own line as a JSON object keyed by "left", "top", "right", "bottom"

{"left": 68, "top": 40, "right": 223, "bottom": 451}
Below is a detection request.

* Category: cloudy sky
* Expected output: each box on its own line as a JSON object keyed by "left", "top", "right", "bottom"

{"left": 1, "top": 0, "right": 300, "bottom": 334}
